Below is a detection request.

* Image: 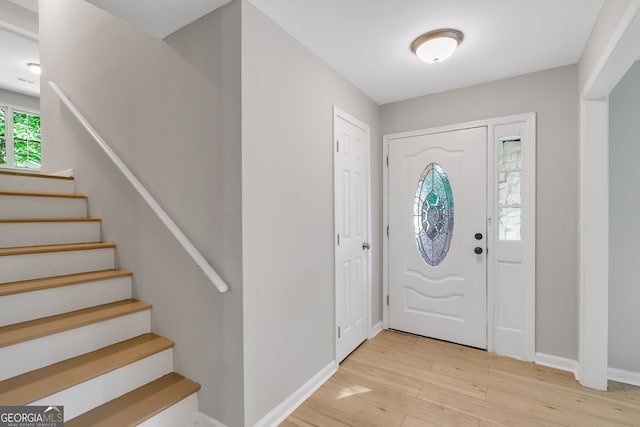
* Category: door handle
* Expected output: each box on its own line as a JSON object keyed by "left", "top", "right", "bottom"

{"left": 362, "top": 242, "right": 371, "bottom": 250}
{"left": 474, "top": 247, "right": 483, "bottom": 255}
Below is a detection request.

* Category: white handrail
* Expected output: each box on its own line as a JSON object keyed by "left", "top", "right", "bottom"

{"left": 48, "top": 81, "right": 228, "bottom": 293}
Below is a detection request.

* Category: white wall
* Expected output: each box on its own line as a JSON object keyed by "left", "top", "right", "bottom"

{"left": 381, "top": 65, "right": 580, "bottom": 359}
{"left": 240, "top": 1, "right": 381, "bottom": 424}
{"left": 39, "top": 0, "right": 243, "bottom": 425}
{"left": 609, "top": 60, "right": 640, "bottom": 374}
{"left": 0, "top": 88, "right": 38, "bottom": 110}
{"left": 579, "top": 0, "right": 630, "bottom": 92}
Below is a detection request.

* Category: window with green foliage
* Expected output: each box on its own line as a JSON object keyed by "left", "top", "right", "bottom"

{"left": 0, "top": 108, "right": 6, "bottom": 166}
{"left": 13, "top": 111, "right": 41, "bottom": 168}
{"left": 0, "top": 106, "right": 41, "bottom": 170}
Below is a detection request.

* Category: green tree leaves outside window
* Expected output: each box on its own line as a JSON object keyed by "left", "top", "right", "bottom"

{"left": 13, "top": 111, "right": 41, "bottom": 169}
{"left": 0, "top": 109, "right": 6, "bottom": 165}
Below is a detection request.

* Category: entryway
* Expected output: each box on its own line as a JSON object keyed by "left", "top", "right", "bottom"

{"left": 383, "top": 115, "right": 537, "bottom": 361}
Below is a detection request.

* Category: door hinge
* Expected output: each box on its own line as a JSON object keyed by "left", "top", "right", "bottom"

{"left": 386, "top": 295, "right": 389, "bottom": 306}
{"left": 337, "top": 233, "right": 340, "bottom": 245}
{"left": 386, "top": 225, "right": 389, "bottom": 237}
{"left": 386, "top": 155, "right": 389, "bottom": 167}
{"left": 337, "top": 140, "right": 339, "bottom": 152}
{"left": 338, "top": 326, "right": 341, "bottom": 339}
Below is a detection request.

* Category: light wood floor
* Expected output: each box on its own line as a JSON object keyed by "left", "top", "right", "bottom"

{"left": 282, "top": 330, "right": 640, "bottom": 426}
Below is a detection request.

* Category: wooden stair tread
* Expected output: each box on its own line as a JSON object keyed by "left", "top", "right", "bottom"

{"left": 66, "top": 373, "right": 200, "bottom": 427}
{"left": 0, "top": 217, "right": 101, "bottom": 223}
{"left": 0, "top": 333, "right": 174, "bottom": 405}
{"left": 0, "top": 242, "right": 115, "bottom": 257}
{"left": 0, "top": 299, "right": 151, "bottom": 348}
{"left": 0, "top": 170, "right": 74, "bottom": 180}
{"left": 0, "top": 190, "right": 86, "bottom": 199}
{"left": 0, "top": 269, "right": 133, "bottom": 297}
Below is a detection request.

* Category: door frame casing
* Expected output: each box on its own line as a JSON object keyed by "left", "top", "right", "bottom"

{"left": 578, "top": 1, "right": 640, "bottom": 390}
{"left": 333, "top": 106, "right": 372, "bottom": 362}
{"left": 383, "top": 113, "right": 536, "bottom": 360}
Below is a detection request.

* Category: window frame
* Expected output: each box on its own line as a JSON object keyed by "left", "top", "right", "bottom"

{"left": 0, "top": 104, "right": 41, "bottom": 171}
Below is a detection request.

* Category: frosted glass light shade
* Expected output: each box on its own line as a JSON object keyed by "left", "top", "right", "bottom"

{"left": 411, "top": 29, "right": 464, "bottom": 64}
{"left": 27, "top": 63, "right": 41, "bottom": 75}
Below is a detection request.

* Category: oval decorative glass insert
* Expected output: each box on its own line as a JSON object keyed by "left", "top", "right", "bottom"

{"left": 414, "top": 163, "right": 454, "bottom": 266}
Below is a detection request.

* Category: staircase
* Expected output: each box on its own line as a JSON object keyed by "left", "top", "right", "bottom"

{"left": 0, "top": 170, "right": 201, "bottom": 426}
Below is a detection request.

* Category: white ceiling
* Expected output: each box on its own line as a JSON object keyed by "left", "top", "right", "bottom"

{"left": 249, "top": 0, "right": 605, "bottom": 104}
{"left": 0, "top": 28, "right": 39, "bottom": 97}
{"left": 0, "top": 0, "right": 606, "bottom": 103}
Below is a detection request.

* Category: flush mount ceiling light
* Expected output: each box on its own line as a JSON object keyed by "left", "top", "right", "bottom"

{"left": 27, "top": 63, "right": 41, "bottom": 75}
{"left": 411, "top": 29, "right": 464, "bottom": 64}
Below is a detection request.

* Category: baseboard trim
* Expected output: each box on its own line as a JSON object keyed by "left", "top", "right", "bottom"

{"left": 608, "top": 367, "right": 640, "bottom": 386}
{"left": 535, "top": 352, "right": 578, "bottom": 378}
{"left": 254, "top": 360, "right": 338, "bottom": 427}
{"left": 369, "top": 321, "right": 383, "bottom": 339}
{"left": 194, "top": 411, "right": 227, "bottom": 427}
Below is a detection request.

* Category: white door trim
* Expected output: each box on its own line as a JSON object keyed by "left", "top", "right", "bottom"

{"left": 383, "top": 113, "right": 536, "bottom": 361}
{"left": 333, "top": 106, "right": 371, "bottom": 362}
{"left": 578, "top": 1, "right": 640, "bottom": 390}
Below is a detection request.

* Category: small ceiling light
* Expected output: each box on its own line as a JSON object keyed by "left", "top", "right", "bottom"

{"left": 27, "top": 62, "right": 41, "bottom": 75}
{"left": 411, "top": 29, "right": 464, "bottom": 64}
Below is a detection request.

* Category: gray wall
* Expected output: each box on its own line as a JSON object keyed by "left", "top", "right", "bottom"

{"left": 0, "top": 88, "right": 39, "bottom": 111}
{"left": 609, "top": 60, "right": 640, "bottom": 373}
{"left": 381, "top": 65, "right": 580, "bottom": 359}
{"left": 39, "top": 0, "right": 244, "bottom": 425}
{"left": 240, "top": 1, "right": 381, "bottom": 424}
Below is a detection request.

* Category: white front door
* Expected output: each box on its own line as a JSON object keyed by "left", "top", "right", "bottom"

{"left": 388, "top": 127, "right": 487, "bottom": 349}
{"left": 334, "top": 108, "right": 370, "bottom": 362}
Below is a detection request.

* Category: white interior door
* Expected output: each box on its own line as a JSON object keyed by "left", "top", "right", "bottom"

{"left": 388, "top": 127, "right": 487, "bottom": 349}
{"left": 334, "top": 108, "right": 370, "bottom": 362}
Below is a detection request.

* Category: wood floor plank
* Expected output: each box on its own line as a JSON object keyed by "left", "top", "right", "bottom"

{"left": 373, "top": 329, "right": 418, "bottom": 346}
{"left": 485, "top": 388, "right": 629, "bottom": 427}
{"left": 331, "top": 369, "right": 480, "bottom": 427}
{"left": 345, "top": 353, "right": 487, "bottom": 401}
{"left": 308, "top": 380, "right": 405, "bottom": 427}
{"left": 372, "top": 334, "right": 490, "bottom": 374}
{"left": 282, "top": 331, "right": 640, "bottom": 427}
{"left": 339, "top": 358, "right": 424, "bottom": 397}
{"left": 417, "top": 382, "right": 553, "bottom": 427}
{"left": 401, "top": 413, "right": 464, "bottom": 427}
{"left": 485, "top": 370, "right": 640, "bottom": 424}
{"left": 290, "top": 399, "right": 366, "bottom": 427}
{"left": 352, "top": 341, "right": 435, "bottom": 370}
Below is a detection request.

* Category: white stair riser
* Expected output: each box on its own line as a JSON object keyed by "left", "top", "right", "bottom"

{"left": 138, "top": 393, "right": 198, "bottom": 427}
{"left": 0, "top": 248, "right": 114, "bottom": 282}
{"left": 0, "top": 310, "right": 150, "bottom": 380}
{"left": 0, "top": 276, "right": 132, "bottom": 326}
{"left": 0, "top": 195, "right": 86, "bottom": 219}
{"left": 0, "top": 175, "right": 75, "bottom": 194}
{"left": 0, "top": 221, "right": 101, "bottom": 248}
{"left": 33, "top": 349, "right": 174, "bottom": 421}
